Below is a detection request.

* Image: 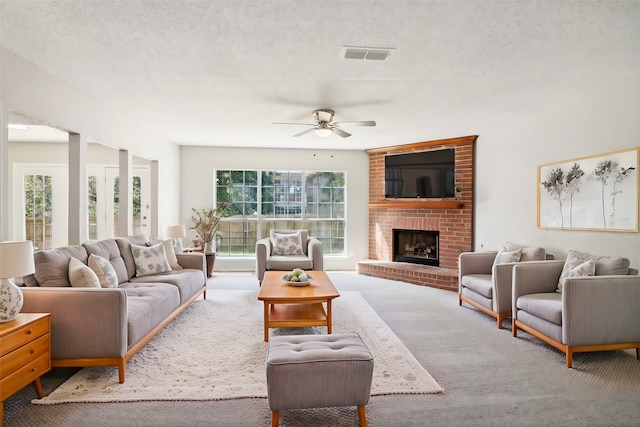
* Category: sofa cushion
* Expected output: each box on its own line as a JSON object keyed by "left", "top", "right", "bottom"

{"left": 118, "top": 282, "right": 181, "bottom": 347}
{"left": 116, "top": 235, "right": 150, "bottom": 279}
{"left": 130, "top": 269, "right": 204, "bottom": 305}
{"left": 271, "top": 231, "right": 304, "bottom": 256}
{"left": 84, "top": 239, "right": 129, "bottom": 284}
{"left": 460, "top": 274, "right": 493, "bottom": 299}
{"left": 516, "top": 292, "right": 563, "bottom": 326}
{"left": 131, "top": 242, "right": 172, "bottom": 277}
{"left": 88, "top": 254, "right": 119, "bottom": 288}
{"left": 68, "top": 257, "right": 101, "bottom": 288}
{"left": 33, "top": 245, "right": 87, "bottom": 287}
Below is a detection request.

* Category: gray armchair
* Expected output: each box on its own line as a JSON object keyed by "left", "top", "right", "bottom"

{"left": 512, "top": 251, "right": 640, "bottom": 368}
{"left": 458, "top": 243, "right": 548, "bottom": 328}
{"left": 255, "top": 229, "right": 323, "bottom": 284}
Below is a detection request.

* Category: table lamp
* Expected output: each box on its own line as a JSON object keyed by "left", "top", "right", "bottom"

{"left": 0, "top": 240, "right": 35, "bottom": 322}
{"left": 165, "top": 224, "right": 187, "bottom": 253}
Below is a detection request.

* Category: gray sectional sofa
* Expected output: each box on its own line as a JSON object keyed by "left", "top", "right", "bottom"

{"left": 20, "top": 235, "right": 207, "bottom": 383}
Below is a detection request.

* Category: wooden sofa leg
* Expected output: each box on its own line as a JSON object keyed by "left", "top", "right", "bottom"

{"left": 496, "top": 313, "right": 503, "bottom": 329}
{"left": 458, "top": 293, "right": 462, "bottom": 306}
{"left": 271, "top": 410, "right": 279, "bottom": 427}
{"left": 512, "top": 319, "right": 517, "bottom": 337}
{"left": 566, "top": 347, "right": 573, "bottom": 368}
{"left": 358, "top": 405, "right": 367, "bottom": 427}
{"left": 636, "top": 348, "right": 639, "bottom": 361}
{"left": 118, "top": 360, "right": 126, "bottom": 383}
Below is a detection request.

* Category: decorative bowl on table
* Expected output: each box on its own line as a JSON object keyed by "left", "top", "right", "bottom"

{"left": 282, "top": 268, "right": 313, "bottom": 287}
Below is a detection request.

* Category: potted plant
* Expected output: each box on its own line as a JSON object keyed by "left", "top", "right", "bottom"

{"left": 189, "top": 204, "right": 228, "bottom": 254}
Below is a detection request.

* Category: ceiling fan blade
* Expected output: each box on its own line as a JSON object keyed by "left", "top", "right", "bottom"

{"left": 293, "top": 127, "right": 318, "bottom": 137}
{"left": 273, "top": 122, "right": 316, "bottom": 126}
{"left": 333, "top": 120, "right": 376, "bottom": 127}
{"left": 331, "top": 127, "right": 352, "bottom": 138}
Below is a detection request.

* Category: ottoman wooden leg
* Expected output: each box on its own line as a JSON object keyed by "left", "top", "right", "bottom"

{"left": 271, "top": 410, "right": 279, "bottom": 427}
{"left": 358, "top": 405, "right": 367, "bottom": 427}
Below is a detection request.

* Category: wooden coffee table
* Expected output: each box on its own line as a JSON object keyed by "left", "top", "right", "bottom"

{"left": 258, "top": 271, "right": 340, "bottom": 341}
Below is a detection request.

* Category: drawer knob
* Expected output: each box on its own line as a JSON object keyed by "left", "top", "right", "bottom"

{"left": 31, "top": 367, "right": 36, "bottom": 372}
{"left": 27, "top": 329, "right": 33, "bottom": 334}
{"left": 30, "top": 349, "right": 35, "bottom": 354}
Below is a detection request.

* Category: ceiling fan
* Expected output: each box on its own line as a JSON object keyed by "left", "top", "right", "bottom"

{"left": 273, "top": 109, "right": 376, "bottom": 138}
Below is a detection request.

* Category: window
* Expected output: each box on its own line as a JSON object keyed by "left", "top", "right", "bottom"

{"left": 215, "top": 170, "right": 346, "bottom": 256}
{"left": 24, "top": 174, "right": 53, "bottom": 250}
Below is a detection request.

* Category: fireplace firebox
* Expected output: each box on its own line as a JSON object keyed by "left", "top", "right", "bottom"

{"left": 392, "top": 229, "right": 439, "bottom": 266}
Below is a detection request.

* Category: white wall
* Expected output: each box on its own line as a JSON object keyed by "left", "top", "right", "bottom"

{"left": 0, "top": 49, "right": 182, "bottom": 239}
{"left": 180, "top": 146, "right": 370, "bottom": 271}
{"left": 476, "top": 76, "right": 640, "bottom": 268}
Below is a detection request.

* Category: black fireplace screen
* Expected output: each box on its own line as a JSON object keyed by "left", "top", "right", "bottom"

{"left": 392, "top": 229, "right": 439, "bottom": 266}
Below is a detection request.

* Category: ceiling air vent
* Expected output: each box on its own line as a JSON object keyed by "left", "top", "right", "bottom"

{"left": 342, "top": 46, "right": 394, "bottom": 61}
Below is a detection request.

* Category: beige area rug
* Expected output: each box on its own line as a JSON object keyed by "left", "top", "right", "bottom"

{"left": 33, "top": 290, "right": 443, "bottom": 404}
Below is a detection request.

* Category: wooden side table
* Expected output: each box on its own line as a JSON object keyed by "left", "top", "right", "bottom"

{"left": 0, "top": 313, "right": 51, "bottom": 425}
{"left": 186, "top": 249, "right": 216, "bottom": 278}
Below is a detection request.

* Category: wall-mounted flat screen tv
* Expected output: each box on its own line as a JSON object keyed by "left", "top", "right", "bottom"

{"left": 385, "top": 148, "right": 456, "bottom": 199}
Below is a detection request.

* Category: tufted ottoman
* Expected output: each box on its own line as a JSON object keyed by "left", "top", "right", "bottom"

{"left": 266, "top": 333, "right": 374, "bottom": 427}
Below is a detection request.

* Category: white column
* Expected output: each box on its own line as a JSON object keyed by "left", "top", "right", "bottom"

{"left": 118, "top": 149, "right": 132, "bottom": 237}
{"left": 68, "top": 133, "right": 88, "bottom": 244}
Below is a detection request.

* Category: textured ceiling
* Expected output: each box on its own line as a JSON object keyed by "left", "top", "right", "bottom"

{"left": 3, "top": 0, "right": 640, "bottom": 150}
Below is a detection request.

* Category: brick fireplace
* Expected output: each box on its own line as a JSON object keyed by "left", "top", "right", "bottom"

{"left": 357, "top": 135, "right": 476, "bottom": 291}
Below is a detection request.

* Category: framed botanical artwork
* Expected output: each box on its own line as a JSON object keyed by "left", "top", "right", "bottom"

{"left": 538, "top": 147, "right": 639, "bottom": 232}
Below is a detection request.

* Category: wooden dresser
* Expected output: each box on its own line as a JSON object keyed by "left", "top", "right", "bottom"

{"left": 0, "top": 313, "right": 51, "bottom": 426}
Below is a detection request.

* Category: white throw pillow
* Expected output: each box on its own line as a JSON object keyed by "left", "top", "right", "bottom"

{"left": 556, "top": 258, "right": 596, "bottom": 293}
{"left": 271, "top": 232, "right": 304, "bottom": 256}
{"left": 88, "top": 253, "right": 119, "bottom": 288}
{"left": 149, "top": 238, "right": 183, "bottom": 270}
{"left": 557, "top": 250, "right": 595, "bottom": 292}
{"left": 68, "top": 257, "right": 101, "bottom": 288}
{"left": 131, "top": 242, "right": 172, "bottom": 277}
{"left": 493, "top": 247, "right": 522, "bottom": 267}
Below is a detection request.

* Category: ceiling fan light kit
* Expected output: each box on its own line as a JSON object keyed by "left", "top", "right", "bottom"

{"left": 274, "top": 108, "right": 376, "bottom": 139}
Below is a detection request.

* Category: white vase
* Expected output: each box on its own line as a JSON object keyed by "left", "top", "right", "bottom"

{"left": 203, "top": 241, "right": 215, "bottom": 254}
{"left": 0, "top": 278, "right": 24, "bottom": 322}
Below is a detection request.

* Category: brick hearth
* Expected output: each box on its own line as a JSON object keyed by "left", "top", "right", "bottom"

{"left": 358, "top": 135, "right": 476, "bottom": 292}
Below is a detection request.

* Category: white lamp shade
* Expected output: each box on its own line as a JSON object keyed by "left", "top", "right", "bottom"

{"left": 0, "top": 241, "right": 35, "bottom": 279}
{"left": 165, "top": 224, "right": 187, "bottom": 239}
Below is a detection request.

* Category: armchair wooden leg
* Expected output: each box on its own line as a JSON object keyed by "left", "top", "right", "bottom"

{"left": 458, "top": 293, "right": 462, "bottom": 306}
{"left": 636, "top": 348, "right": 639, "bottom": 360}
{"left": 497, "top": 313, "right": 503, "bottom": 329}
{"left": 357, "top": 405, "right": 367, "bottom": 427}
{"left": 271, "top": 410, "right": 279, "bottom": 427}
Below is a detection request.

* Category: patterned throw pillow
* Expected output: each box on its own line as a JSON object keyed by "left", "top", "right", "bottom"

{"left": 68, "top": 257, "right": 101, "bottom": 288}
{"left": 497, "top": 248, "right": 522, "bottom": 264}
{"left": 271, "top": 232, "right": 304, "bottom": 256}
{"left": 557, "top": 250, "right": 595, "bottom": 292}
{"left": 88, "top": 253, "right": 119, "bottom": 288}
{"left": 131, "top": 242, "right": 172, "bottom": 277}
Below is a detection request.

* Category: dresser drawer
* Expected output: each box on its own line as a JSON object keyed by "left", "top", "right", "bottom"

{"left": 0, "top": 316, "right": 49, "bottom": 357}
{"left": 0, "top": 333, "right": 50, "bottom": 379}
{"left": 0, "top": 353, "right": 51, "bottom": 399}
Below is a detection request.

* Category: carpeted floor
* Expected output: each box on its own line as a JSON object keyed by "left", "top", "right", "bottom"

{"left": 32, "top": 290, "right": 441, "bottom": 404}
{"left": 4, "top": 272, "right": 640, "bottom": 426}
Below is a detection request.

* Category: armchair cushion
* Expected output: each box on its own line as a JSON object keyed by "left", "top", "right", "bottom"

{"left": 557, "top": 249, "right": 630, "bottom": 292}
{"left": 460, "top": 274, "right": 493, "bottom": 299}
{"left": 516, "top": 292, "right": 562, "bottom": 325}
{"left": 503, "top": 242, "right": 546, "bottom": 262}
